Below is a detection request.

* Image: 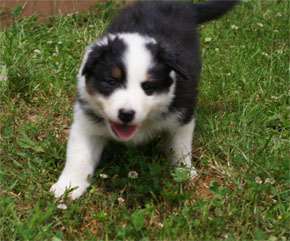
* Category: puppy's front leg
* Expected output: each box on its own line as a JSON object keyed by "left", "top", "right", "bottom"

{"left": 50, "top": 116, "right": 106, "bottom": 200}
{"left": 169, "top": 118, "right": 198, "bottom": 179}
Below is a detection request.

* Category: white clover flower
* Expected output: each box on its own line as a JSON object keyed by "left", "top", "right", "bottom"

{"left": 274, "top": 29, "right": 279, "bottom": 33}
{"left": 277, "top": 49, "right": 283, "bottom": 54}
{"left": 77, "top": 39, "right": 82, "bottom": 43}
{"left": 226, "top": 73, "right": 231, "bottom": 76}
{"left": 257, "top": 23, "right": 264, "bottom": 27}
{"left": 262, "top": 52, "right": 269, "bottom": 57}
{"left": 89, "top": 25, "right": 94, "bottom": 28}
{"left": 215, "top": 48, "right": 219, "bottom": 52}
{"left": 128, "top": 171, "right": 139, "bottom": 179}
{"left": 100, "top": 173, "right": 109, "bottom": 179}
{"left": 255, "top": 177, "right": 263, "bottom": 184}
{"left": 157, "top": 223, "right": 164, "bottom": 229}
{"left": 34, "top": 49, "right": 40, "bottom": 54}
{"left": 57, "top": 203, "right": 67, "bottom": 209}
{"left": 276, "top": 12, "right": 282, "bottom": 17}
{"left": 58, "top": 41, "right": 62, "bottom": 45}
{"left": 231, "top": 24, "right": 238, "bottom": 30}
{"left": 205, "top": 37, "right": 212, "bottom": 42}
{"left": 0, "top": 76, "right": 6, "bottom": 81}
{"left": 265, "top": 178, "right": 275, "bottom": 184}
{"left": 221, "top": 234, "right": 229, "bottom": 239}
{"left": 118, "top": 197, "right": 125, "bottom": 204}
{"left": 47, "top": 40, "right": 53, "bottom": 44}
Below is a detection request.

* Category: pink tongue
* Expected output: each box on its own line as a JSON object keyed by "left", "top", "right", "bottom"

{"left": 111, "top": 123, "right": 137, "bottom": 140}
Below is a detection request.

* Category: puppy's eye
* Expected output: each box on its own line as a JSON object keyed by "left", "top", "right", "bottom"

{"left": 105, "top": 78, "right": 117, "bottom": 87}
{"left": 142, "top": 82, "right": 154, "bottom": 95}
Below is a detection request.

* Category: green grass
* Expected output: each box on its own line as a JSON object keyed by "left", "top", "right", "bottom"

{"left": 0, "top": 1, "right": 289, "bottom": 240}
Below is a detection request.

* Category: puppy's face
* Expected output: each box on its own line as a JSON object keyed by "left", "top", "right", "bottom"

{"left": 81, "top": 33, "right": 188, "bottom": 141}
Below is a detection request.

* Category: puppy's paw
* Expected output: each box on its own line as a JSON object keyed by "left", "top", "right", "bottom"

{"left": 50, "top": 176, "right": 90, "bottom": 200}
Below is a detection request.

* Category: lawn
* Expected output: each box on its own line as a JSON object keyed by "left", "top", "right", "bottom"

{"left": 0, "top": 1, "right": 289, "bottom": 240}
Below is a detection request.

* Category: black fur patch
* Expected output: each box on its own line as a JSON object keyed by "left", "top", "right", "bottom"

{"left": 141, "top": 62, "right": 173, "bottom": 96}
{"left": 82, "top": 37, "right": 127, "bottom": 97}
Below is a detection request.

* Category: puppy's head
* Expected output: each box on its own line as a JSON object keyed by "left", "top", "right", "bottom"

{"left": 80, "top": 33, "right": 188, "bottom": 141}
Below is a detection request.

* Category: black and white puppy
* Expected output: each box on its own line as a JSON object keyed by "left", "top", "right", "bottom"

{"left": 51, "top": 0, "right": 240, "bottom": 200}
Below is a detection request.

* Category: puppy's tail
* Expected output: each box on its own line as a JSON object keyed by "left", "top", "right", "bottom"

{"left": 195, "top": 0, "right": 241, "bottom": 24}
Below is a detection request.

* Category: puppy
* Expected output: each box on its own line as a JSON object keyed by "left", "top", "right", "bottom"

{"left": 51, "top": 0, "right": 240, "bottom": 200}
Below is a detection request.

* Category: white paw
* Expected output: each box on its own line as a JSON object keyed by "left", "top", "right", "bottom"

{"left": 50, "top": 176, "right": 90, "bottom": 200}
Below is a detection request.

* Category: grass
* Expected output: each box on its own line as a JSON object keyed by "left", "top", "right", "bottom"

{"left": 0, "top": 0, "right": 289, "bottom": 240}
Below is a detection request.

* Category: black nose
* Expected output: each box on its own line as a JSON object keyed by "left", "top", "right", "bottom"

{"left": 118, "top": 108, "right": 135, "bottom": 123}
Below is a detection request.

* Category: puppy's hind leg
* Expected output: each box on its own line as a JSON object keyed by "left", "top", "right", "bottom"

{"left": 169, "top": 118, "right": 198, "bottom": 180}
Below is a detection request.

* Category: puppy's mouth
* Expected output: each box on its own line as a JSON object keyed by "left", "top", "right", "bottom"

{"left": 110, "top": 122, "right": 138, "bottom": 140}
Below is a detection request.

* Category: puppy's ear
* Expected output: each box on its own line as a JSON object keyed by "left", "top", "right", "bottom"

{"left": 162, "top": 50, "right": 189, "bottom": 80}
{"left": 148, "top": 43, "right": 189, "bottom": 80}
{"left": 82, "top": 44, "right": 108, "bottom": 77}
{"left": 82, "top": 36, "right": 124, "bottom": 77}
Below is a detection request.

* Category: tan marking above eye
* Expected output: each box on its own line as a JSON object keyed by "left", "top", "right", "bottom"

{"left": 145, "top": 72, "right": 150, "bottom": 82}
{"left": 112, "top": 66, "right": 122, "bottom": 79}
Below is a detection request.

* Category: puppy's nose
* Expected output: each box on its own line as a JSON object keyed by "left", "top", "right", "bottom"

{"left": 118, "top": 108, "right": 135, "bottom": 123}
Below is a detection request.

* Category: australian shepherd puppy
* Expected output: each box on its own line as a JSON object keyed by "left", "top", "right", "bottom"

{"left": 51, "top": 0, "right": 240, "bottom": 200}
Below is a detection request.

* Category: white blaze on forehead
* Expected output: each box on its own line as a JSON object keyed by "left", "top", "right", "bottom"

{"left": 118, "top": 33, "right": 155, "bottom": 86}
